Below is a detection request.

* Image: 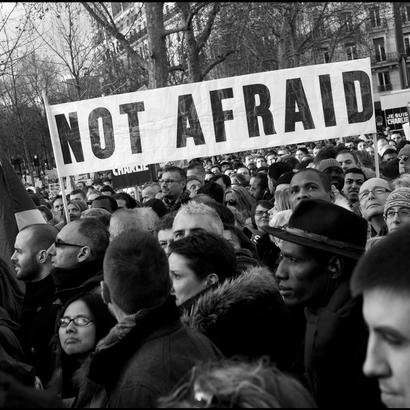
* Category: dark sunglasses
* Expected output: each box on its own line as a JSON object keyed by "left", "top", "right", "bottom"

{"left": 224, "top": 199, "right": 237, "bottom": 206}
{"left": 54, "top": 239, "right": 86, "bottom": 249}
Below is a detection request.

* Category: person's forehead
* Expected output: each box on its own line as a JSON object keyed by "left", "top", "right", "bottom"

{"left": 360, "top": 178, "right": 390, "bottom": 192}
{"left": 162, "top": 171, "right": 180, "bottom": 179}
{"left": 15, "top": 228, "right": 33, "bottom": 247}
{"left": 158, "top": 228, "right": 173, "bottom": 241}
{"left": 281, "top": 240, "right": 318, "bottom": 261}
{"left": 363, "top": 288, "right": 410, "bottom": 332}
{"left": 345, "top": 172, "right": 364, "bottom": 181}
{"left": 337, "top": 152, "right": 355, "bottom": 162}
{"left": 173, "top": 213, "right": 212, "bottom": 232}
{"left": 291, "top": 171, "right": 325, "bottom": 188}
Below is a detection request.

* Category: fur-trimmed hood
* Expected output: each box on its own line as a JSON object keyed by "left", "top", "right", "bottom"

{"left": 180, "top": 265, "right": 280, "bottom": 334}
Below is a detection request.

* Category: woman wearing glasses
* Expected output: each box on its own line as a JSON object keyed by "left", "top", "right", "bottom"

{"left": 48, "top": 293, "right": 116, "bottom": 407}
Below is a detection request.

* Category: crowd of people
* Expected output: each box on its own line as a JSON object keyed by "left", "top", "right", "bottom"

{"left": 2, "top": 128, "right": 410, "bottom": 407}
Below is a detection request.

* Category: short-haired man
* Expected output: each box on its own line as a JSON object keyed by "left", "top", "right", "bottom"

{"left": 11, "top": 224, "right": 60, "bottom": 385}
{"left": 244, "top": 153, "right": 255, "bottom": 167}
{"left": 47, "top": 218, "right": 110, "bottom": 304}
{"left": 288, "top": 168, "right": 334, "bottom": 211}
{"left": 209, "top": 174, "right": 231, "bottom": 193}
{"left": 109, "top": 207, "right": 159, "bottom": 240}
{"left": 172, "top": 202, "right": 224, "bottom": 240}
{"left": 359, "top": 178, "right": 392, "bottom": 238}
{"left": 141, "top": 182, "right": 161, "bottom": 203}
{"left": 249, "top": 173, "right": 272, "bottom": 201}
{"left": 342, "top": 167, "right": 366, "bottom": 216}
{"left": 87, "top": 231, "right": 223, "bottom": 407}
{"left": 255, "top": 155, "right": 267, "bottom": 169}
{"left": 267, "top": 162, "right": 293, "bottom": 195}
{"left": 266, "top": 150, "right": 277, "bottom": 165}
{"left": 350, "top": 225, "right": 410, "bottom": 408}
{"left": 390, "top": 131, "right": 403, "bottom": 145}
{"left": 186, "top": 161, "right": 206, "bottom": 183}
{"left": 236, "top": 166, "right": 251, "bottom": 181}
{"left": 265, "top": 199, "right": 383, "bottom": 409}
{"left": 91, "top": 195, "right": 118, "bottom": 214}
{"left": 69, "top": 188, "right": 87, "bottom": 201}
{"left": 160, "top": 165, "right": 190, "bottom": 213}
{"left": 336, "top": 149, "right": 361, "bottom": 173}
{"left": 157, "top": 211, "right": 176, "bottom": 255}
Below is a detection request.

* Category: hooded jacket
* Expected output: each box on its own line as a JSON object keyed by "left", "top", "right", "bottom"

{"left": 180, "top": 266, "right": 298, "bottom": 371}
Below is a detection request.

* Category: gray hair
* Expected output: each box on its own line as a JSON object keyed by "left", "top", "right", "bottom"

{"left": 174, "top": 202, "right": 224, "bottom": 236}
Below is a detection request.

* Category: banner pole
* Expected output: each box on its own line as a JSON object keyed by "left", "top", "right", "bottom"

{"left": 373, "top": 133, "right": 380, "bottom": 178}
{"left": 42, "top": 91, "right": 70, "bottom": 224}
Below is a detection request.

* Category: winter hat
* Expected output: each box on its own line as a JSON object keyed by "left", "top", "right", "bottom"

{"left": 398, "top": 144, "right": 410, "bottom": 158}
{"left": 317, "top": 158, "right": 342, "bottom": 173}
{"left": 384, "top": 187, "right": 410, "bottom": 215}
{"left": 381, "top": 157, "right": 400, "bottom": 180}
{"left": 380, "top": 144, "right": 397, "bottom": 158}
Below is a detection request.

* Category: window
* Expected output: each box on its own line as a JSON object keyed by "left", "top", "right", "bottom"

{"left": 401, "top": 5, "right": 410, "bottom": 22}
{"left": 405, "top": 36, "right": 410, "bottom": 56}
{"left": 341, "top": 12, "right": 353, "bottom": 32}
{"left": 323, "top": 49, "right": 330, "bottom": 63}
{"left": 346, "top": 43, "right": 358, "bottom": 60}
{"left": 374, "top": 38, "right": 386, "bottom": 62}
{"left": 378, "top": 72, "right": 392, "bottom": 92}
{"left": 370, "top": 6, "right": 381, "bottom": 27}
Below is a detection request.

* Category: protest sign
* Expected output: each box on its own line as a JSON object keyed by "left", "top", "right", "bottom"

{"left": 45, "top": 58, "right": 375, "bottom": 178}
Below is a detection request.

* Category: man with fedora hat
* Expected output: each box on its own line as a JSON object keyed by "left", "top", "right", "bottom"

{"left": 263, "top": 199, "right": 383, "bottom": 409}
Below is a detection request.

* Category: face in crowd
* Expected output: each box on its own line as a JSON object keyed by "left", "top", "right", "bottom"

{"left": 342, "top": 171, "right": 365, "bottom": 204}
{"left": 359, "top": 179, "right": 391, "bottom": 222}
{"left": 160, "top": 171, "right": 186, "bottom": 200}
{"left": 336, "top": 152, "right": 359, "bottom": 173}
{"left": 289, "top": 170, "right": 333, "bottom": 211}
{"left": 362, "top": 288, "right": 410, "bottom": 408}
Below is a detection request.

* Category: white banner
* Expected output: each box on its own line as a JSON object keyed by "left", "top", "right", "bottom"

{"left": 45, "top": 58, "right": 375, "bottom": 177}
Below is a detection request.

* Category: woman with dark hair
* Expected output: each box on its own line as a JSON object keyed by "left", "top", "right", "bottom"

{"left": 250, "top": 200, "right": 275, "bottom": 234}
{"left": 168, "top": 231, "right": 297, "bottom": 371}
{"left": 48, "top": 293, "right": 117, "bottom": 407}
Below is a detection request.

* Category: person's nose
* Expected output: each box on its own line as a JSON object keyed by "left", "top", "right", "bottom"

{"left": 362, "top": 333, "right": 390, "bottom": 379}
{"left": 297, "top": 189, "right": 309, "bottom": 201}
{"left": 10, "top": 251, "right": 17, "bottom": 262}
{"left": 65, "top": 321, "right": 77, "bottom": 333}
{"left": 47, "top": 243, "right": 56, "bottom": 257}
{"left": 275, "top": 259, "right": 288, "bottom": 281}
{"left": 367, "top": 189, "right": 376, "bottom": 199}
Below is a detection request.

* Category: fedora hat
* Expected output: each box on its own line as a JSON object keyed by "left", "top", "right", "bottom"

{"left": 263, "top": 199, "right": 368, "bottom": 259}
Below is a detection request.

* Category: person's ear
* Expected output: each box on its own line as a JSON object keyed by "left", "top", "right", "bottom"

{"left": 329, "top": 190, "right": 336, "bottom": 203}
{"left": 328, "top": 256, "right": 344, "bottom": 280}
{"left": 206, "top": 273, "right": 219, "bottom": 287}
{"left": 101, "top": 281, "right": 112, "bottom": 305}
{"left": 37, "top": 249, "right": 48, "bottom": 264}
{"left": 77, "top": 246, "right": 91, "bottom": 262}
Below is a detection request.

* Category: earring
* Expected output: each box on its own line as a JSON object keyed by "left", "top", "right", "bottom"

{"left": 330, "top": 267, "right": 336, "bottom": 273}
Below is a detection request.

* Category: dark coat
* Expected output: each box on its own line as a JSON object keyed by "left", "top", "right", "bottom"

{"left": 0, "top": 307, "right": 25, "bottom": 363}
{"left": 18, "top": 274, "right": 60, "bottom": 386}
{"left": 304, "top": 280, "right": 384, "bottom": 408}
{"left": 180, "top": 266, "right": 299, "bottom": 371}
{"left": 87, "top": 295, "right": 223, "bottom": 408}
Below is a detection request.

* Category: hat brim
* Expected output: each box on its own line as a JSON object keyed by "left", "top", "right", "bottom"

{"left": 262, "top": 225, "right": 364, "bottom": 260}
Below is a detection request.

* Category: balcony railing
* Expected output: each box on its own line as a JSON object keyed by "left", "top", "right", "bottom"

{"left": 378, "top": 84, "right": 393, "bottom": 93}
{"left": 366, "top": 18, "right": 388, "bottom": 31}
{"left": 371, "top": 51, "right": 400, "bottom": 64}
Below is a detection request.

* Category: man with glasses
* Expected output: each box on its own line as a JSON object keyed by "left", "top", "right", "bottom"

{"left": 359, "top": 178, "right": 392, "bottom": 238}
{"left": 47, "top": 218, "right": 110, "bottom": 305}
{"left": 160, "top": 165, "right": 190, "bottom": 213}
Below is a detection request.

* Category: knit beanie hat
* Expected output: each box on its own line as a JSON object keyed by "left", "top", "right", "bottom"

{"left": 384, "top": 187, "right": 410, "bottom": 214}
{"left": 317, "top": 158, "right": 342, "bottom": 173}
{"left": 380, "top": 144, "right": 397, "bottom": 158}
{"left": 398, "top": 144, "right": 410, "bottom": 157}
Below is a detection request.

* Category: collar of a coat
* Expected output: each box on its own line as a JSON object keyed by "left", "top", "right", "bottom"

{"left": 180, "top": 266, "right": 279, "bottom": 334}
{"left": 86, "top": 295, "right": 180, "bottom": 386}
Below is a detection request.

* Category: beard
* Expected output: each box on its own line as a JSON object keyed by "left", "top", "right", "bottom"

{"left": 16, "top": 254, "right": 41, "bottom": 281}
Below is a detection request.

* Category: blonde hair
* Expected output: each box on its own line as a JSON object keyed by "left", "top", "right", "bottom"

{"left": 157, "top": 357, "right": 317, "bottom": 408}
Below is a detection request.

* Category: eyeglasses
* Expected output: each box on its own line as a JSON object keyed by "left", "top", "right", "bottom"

{"left": 399, "top": 156, "right": 410, "bottom": 162}
{"left": 54, "top": 239, "right": 86, "bottom": 249}
{"left": 255, "top": 209, "right": 270, "bottom": 216}
{"left": 359, "top": 187, "right": 391, "bottom": 201}
{"left": 224, "top": 199, "right": 237, "bottom": 206}
{"left": 159, "top": 179, "right": 180, "bottom": 185}
{"left": 385, "top": 208, "right": 410, "bottom": 219}
{"left": 57, "top": 316, "right": 95, "bottom": 327}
